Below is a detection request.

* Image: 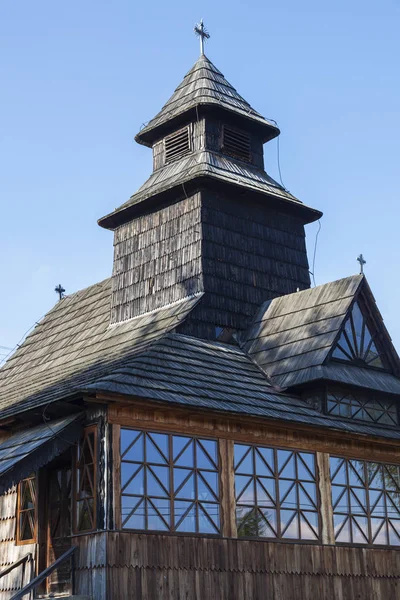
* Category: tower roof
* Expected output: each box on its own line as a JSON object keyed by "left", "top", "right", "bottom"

{"left": 135, "top": 55, "right": 280, "bottom": 147}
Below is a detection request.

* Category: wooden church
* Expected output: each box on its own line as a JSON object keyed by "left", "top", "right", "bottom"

{"left": 1, "top": 23, "right": 400, "bottom": 599}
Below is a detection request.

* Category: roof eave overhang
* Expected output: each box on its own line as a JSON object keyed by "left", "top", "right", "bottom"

{"left": 98, "top": 174, "right": 322, "bottom": 230}
{"left": 135, "top": 103, "right": 280, "bottom": 147}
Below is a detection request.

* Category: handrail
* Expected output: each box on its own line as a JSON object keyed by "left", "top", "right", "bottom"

{"left": 0, "top": 553, "right": 32, "bottom": 580}
{"left": 10, "top": 546, "right": 77, "bottom": 600}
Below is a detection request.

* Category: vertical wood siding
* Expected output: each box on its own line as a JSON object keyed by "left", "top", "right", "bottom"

{"left": 105, "top": 532, "right": 400, "bottom": 599}
{"left": 0, "top": 489, "right": 35, "bottom": 597}
{"left": 111, "top": 193, "right": 203, "bottom": 324}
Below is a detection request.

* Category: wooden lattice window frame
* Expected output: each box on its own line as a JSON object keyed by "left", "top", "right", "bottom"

{"left": 16, "top": 474, "right": 37, "bottom": 545}
{"left": 73, "top": 425, "right": 97, "bottom": 533}
{"left": 119, "top": 428, "right": 221, "bottom": 534}
{"left": 234, "top": 444, "right": 321, "bottom": 542}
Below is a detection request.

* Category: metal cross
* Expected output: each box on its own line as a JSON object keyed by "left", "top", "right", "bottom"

{"left": 357, "top": 254, "right": 366, "bottom": 275}
{"left": 55, "top": 284, "right": 65, "bottom": 301}
{"left": 194, "top": 19, "right": 210, "bottom": 55}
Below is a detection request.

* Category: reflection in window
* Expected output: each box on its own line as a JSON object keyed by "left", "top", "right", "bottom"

{"left": 74, "top": 426, "right": 97, "bottom": 532}
{"left": 234, "top": 445, "right": 320, "bottom": 541}
{"left": 326, "top": 389, "right": 398, "bottom": 426}
{"left": 330, "top": 457, "right": 400, "bottom": 545}
{"left": 120, "top": 430, "right": 220, "bottom": 534}
{"left": 332, "top": 302, "right": 384, "bottom": 369}
{"left": 17, "top": 474, "right": 36, "bottom": 543}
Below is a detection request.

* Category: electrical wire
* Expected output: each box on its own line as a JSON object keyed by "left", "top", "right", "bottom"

{"left": 276, "top": 135, "right": 287, "bottom": 190}
{"left": 0, "top": 313, "right": 48, "bottom": 366}
{"left": 310, "top": 220, "right": 322, "bottom": 288}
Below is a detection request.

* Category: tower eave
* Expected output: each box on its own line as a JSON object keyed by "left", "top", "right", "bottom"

{"left": 98, "top": 174, "right": 322, "bottom": 231}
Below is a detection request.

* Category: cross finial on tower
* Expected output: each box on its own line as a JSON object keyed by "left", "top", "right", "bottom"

{"left": 55, "top": 284, "right": 65, "bottom": 301}
{"left": 194, "top": 19, "right": 210, "bottom": 56}
{"left": 357, "top": 254, "right": 366, "bottom": 275}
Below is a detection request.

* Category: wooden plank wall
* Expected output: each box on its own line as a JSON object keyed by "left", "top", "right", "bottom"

{"left": 111, "top": 193, "right": 203, "bottom": 324}
{"left": 0, "top": 489, "right": 35, "bottom": 598}
{"left": 106, "top": 532, "right": 400, "bottom": 600}
{"left": 73, "top": 532, "right": 107, "bottom": 600}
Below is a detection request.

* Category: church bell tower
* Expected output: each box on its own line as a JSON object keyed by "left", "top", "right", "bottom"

{"left": 98, "top": 23, "right": 322, "bottom": 339}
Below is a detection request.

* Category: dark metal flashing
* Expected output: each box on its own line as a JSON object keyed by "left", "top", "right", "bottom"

{"left": 0, "top": 413, "right": 83, "bottom": 495}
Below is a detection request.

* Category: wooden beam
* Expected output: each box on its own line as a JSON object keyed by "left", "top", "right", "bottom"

{"left": 316, "top": 452, "right": 335, "bottom": 545}
{"left": 220, "top": 439, "right": 237, "bottom": 538}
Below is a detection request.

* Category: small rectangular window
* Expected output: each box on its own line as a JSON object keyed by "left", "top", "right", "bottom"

{"left": 234, "top": 444, "right": 320, "bottom": 541}
{"left": 73, "top": 426, "right": 97, "bottom": 533}
{"left": 222, "top": 126, "right": 251, "bottom": 162}
{"left": 120, "top": 429, "right": 220, "bottom": 534}
{"left": 326, "top": 389, "right": 398, "bottom": 426}
{"left": 164, "top": 127, "right": 191, "bottom": 163}
{"left": 330, "top": 456, "right": 400, "bottom": 546}
{"left": 16, "top": 474, "right": 37, "bottom": 544}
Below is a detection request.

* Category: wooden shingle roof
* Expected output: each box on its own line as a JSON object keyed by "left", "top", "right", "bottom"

{"left": 242, "top": 275, "right": 400, "bottom": 393}
{"left": 1, "top": 276, "right": 400, "bottom": 441}
{"left": 99, "top": 150, "right": 321, "bottom": 229}
{"left": 135, "top": 55, "right": 279, "bottom": 147}
{"left": 0, "top": 278, "right": 202, "bottom": 419}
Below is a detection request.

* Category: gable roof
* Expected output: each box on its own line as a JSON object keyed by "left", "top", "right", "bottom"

{"left": 1, "top": 276, "right": 400, "bottom": 442}
{"left": 135, "top": 55, "right": 279, "bottom": 147}
{"left": 98, "top": 150, "right": 321, "bottom": 230}
{"left": 242, "top": 275, "right": 400, "bottom": 393}
{"left": 0, "top": 278, "right": 202, "bottom": 419}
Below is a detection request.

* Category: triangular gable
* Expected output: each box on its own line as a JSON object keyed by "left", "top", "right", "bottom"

{"left": 242, "top": 275, "right": 400, "bottom": 391}
{"left": 327, "top": 278, "right": 400, "bottom": 376}
{"left": 331, "top": 301, "right": 384, "bottom": 369}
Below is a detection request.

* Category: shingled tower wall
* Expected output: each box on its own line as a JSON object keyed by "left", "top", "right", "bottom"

{"left": 99, "top": 56, "right": 321, "bottom": 338}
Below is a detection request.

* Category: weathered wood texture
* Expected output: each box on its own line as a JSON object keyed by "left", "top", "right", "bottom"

{"left": 108, "top": 402, "right": 400, "bottom": 463}
{"left": 111, "top": 187, "right": 310, "bottom": 337}
{"left": 0, "top": 489, "right": 35, "bottom": 596}
{"left": 73, "top": 532, "right": 107, "bottom": 600}
{"left": 105, "top": 532, "right": 400, "bottom": 599}
{"left": 111, "top": 193, "right": 203, "bottom": 324}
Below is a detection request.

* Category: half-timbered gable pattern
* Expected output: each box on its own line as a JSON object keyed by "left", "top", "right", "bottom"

{"left": 1, "top": 41, "right": 399, "bottom": 600}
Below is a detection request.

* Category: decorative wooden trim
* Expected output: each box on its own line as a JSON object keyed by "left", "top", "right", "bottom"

{"left": 16, "top": 474, "right": 37, "bottom": 545}
{"left": 220, "top": 439, "right": 237, "bottom": 538}
{"left": 72, "top": 424, "right": 98, "bottom": 534}
{"left": 112, "top": 425, "right": 122, "bottom": 530}
{"left": 316, "top": 452, "right": 335, "bottom": 545}
{"left": 107, "top": 401, "right": 400, "bottom": 463}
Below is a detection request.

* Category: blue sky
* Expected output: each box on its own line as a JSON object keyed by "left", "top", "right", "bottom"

{"left": 1, "top": 0, "right": 399, "bottom": 358}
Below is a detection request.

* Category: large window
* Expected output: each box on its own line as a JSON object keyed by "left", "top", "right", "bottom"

{"left": 332, "top": 301, "right": 385, "bottom": 369}
{"left": 121, "top": 429, "right": 220, "bottom": 534}
{"left": 326, "top": 389, "right": 398, "bottom": 426}
{"left": 330, "top": 456, "right": 400, "bottom": 545}
{"left": 16, "top": 474, "right": 37, "bottom": 544}
{"left": 234, "top": 444, "right": 320, "bottom": 541}
{"left": 74, "top": 426, "right": 97, "bottom": 533}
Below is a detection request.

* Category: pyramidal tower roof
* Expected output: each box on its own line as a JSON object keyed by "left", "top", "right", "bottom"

{"left": 135, "top": 54, "right": 280, "bottom": 147}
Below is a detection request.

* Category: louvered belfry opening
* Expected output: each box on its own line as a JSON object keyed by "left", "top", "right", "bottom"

{"left": 164, "top": 126, "right": 191, "bottom": 162}
{"left": 222, "top": 126, "right": 251, "bottom": 162}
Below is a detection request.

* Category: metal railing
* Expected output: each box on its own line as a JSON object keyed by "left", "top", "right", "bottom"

{"left": 10, "top": 546, "right": 77, "bottom": 600}
{"left": 0, "top": 553, "right": 32, "bottom": 582}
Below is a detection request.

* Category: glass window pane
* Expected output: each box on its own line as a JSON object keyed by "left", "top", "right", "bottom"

{"left": 234, "top": 444, "right": 319, "bottom": 541}
{"left": 330, "top": 455, "right": 400, "bottom": 546}
{"left": 121, "top": 430, "right": 220, "bottom": 534}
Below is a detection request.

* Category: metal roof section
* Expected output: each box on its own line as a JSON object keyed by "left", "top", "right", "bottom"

{"left": 0, "top": 414, "right": 83, "bottom": 495}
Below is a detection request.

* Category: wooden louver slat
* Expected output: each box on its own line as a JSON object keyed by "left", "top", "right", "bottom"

{"left": 165, "top": 127, "right": 191, "bottom": 162}
{"left": 222, "top": 126, "right": 251, "bottom": 162}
